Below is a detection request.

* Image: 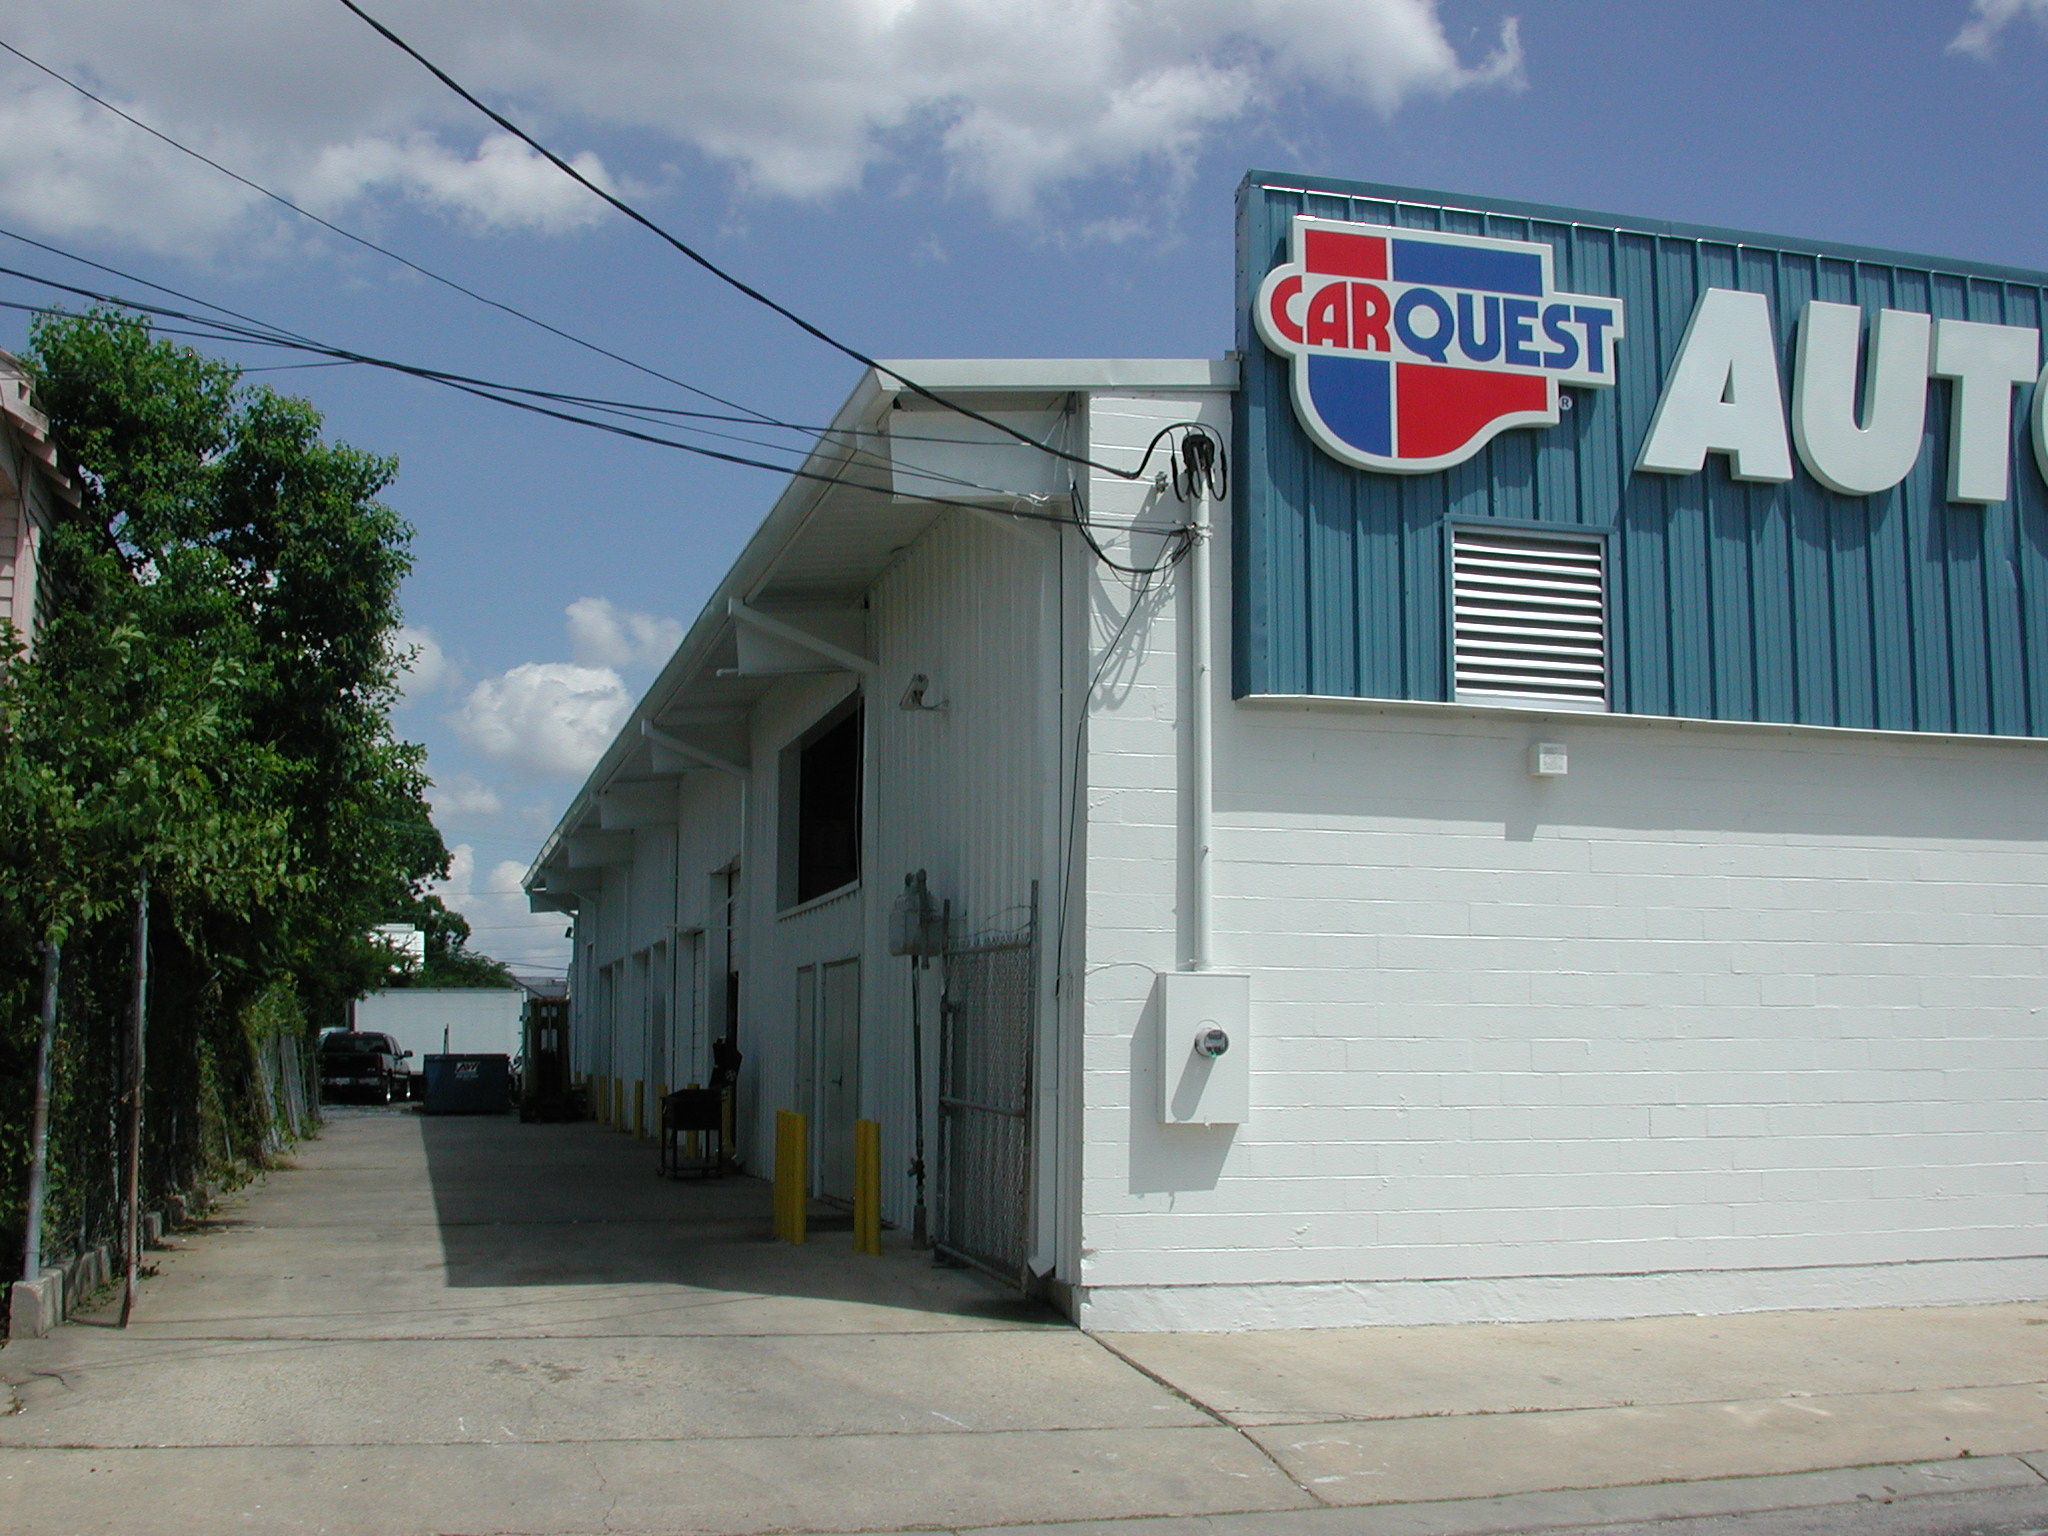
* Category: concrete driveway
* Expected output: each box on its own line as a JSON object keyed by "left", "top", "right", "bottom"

{"left": 5, "top": 1108, "right": 2048, "bottom": 1536}
{"left": 0, "top": 1108, "right": 1301, "bottom": 1535}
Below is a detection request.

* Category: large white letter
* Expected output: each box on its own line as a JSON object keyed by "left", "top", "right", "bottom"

{"left": 1931, "top": 318, "right": 2039, "bottom": 504}
{"left": 1791, "top": 302, "right": 1930, "bottom": 496}
{"left": 1637, "top": 288, "right": 1792, "bottom": 482}
{"left": 2033, "top": 359, "right": 2048, "bottom": 495}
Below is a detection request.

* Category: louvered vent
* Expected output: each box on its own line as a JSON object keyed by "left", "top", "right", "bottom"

{"left": 1452, "top": 529, "right": 1607, "bottom": 708}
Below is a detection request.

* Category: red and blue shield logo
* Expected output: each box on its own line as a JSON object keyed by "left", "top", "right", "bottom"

{"left": 1255, "top": 217, "right": 1625, "bottom": 474}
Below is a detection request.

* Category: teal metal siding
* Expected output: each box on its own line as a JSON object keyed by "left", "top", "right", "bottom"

{"left": 1234, "top": 171, "right": 2048, "bottom": 735}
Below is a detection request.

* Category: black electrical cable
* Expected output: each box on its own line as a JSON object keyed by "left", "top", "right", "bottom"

{"left": 0, "top": 33, "right": 785, "bottom": 427}
{"left": 0, "top": 29, "right": 1225, "bottom": 498}
{"left": 333, "top": 0, "right": 1212, "bottom": 488}
{"left": 0, "top": 221, "right": 1130, "bottom": 493}
{"left": 0, "top": 242, "right": 993, "bottom": 496}
{"left": 0, "top": 279, "right": 1195, "bottom": 534}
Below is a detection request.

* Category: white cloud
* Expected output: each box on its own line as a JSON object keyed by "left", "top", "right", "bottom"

{"left": 2, "top": 1, "right": 1522, "bottom": 252}
{"left": 392, "top": 624, "right": 454, "bottom": 697}
{"left": 426, "top": 770, "right": 503, "bottom": 819}
{"left": 300, "top": 132, "right": 612, "bottom": 236}
{"left": 449, "top": 661, "right": 631, "bottom": 779}
{"left": 565, "top": 596, "right": 682, "bottom": 671}
{"left": 430, "top": 842, "right": 568, "bottom": 972}
{"left": 1952, "top": 0, "right": 2048, "bottom": 57}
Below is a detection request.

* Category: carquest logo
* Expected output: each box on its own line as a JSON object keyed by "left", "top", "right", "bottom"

{"left": 1256, "top": 216, "right": 1625, "bottom": 474}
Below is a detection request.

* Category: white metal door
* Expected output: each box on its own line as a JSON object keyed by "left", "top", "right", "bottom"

{"left": 818, "top": 958, "right": 861, "bottom": 1201}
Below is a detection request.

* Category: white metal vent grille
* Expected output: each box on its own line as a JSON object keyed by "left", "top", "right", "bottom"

{"left": 1452, "top": 528, "right": 1607, "bottom": 708}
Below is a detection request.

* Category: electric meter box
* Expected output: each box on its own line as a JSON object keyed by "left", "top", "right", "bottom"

{"left": 1156, "top": 970, "right": 1250, "bottom": 1125}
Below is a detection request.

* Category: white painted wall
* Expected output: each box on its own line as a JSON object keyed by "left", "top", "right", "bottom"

{"left": 867, "top": 508, "right": 1060, "bottom": 1234}
{"left": 353, "top": 989, "right": 524, "bottom": 1060}
{"left": 1074, "top": 409, "right": 2048, "bottom": 1329}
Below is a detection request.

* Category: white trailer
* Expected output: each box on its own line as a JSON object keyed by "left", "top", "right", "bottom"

{"left": 350, "top": 989, "right": 525, "bottom": 1062}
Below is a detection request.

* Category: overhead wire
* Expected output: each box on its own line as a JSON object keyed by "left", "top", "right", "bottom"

{"left": 332, "top": 0, "right": 1220, "bottom": 491}
{"left": 0, "top": 33, "right": 785, "bottom": 427}
{"left": 0, "top": 222, "right": 1122, "bottom": 499}
{"left": 0, "top": 237, "right": 1015, "bottom": 500}
{"left": 0, "top": 275, "right": 1198, "bottom": 533}
{"left": 0, "top": 25, "right": 1228, "bottom": 525}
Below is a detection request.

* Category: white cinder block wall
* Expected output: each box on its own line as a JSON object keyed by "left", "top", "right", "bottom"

{"left": 1076, "top": 395, "right": 2048, "bottom": 1331}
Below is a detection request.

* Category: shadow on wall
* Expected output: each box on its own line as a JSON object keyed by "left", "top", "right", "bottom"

{"left": 1125, "top": 986, "right": 1235, "bottom": 1196}
{"left": 1217, "top": 710, "right": 2048, "bottom": 844}
{"left": 414, "top": 1113, "right": 1056, "bottom": 1325}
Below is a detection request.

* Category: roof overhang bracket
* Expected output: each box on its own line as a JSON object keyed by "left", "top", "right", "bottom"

{"left": 642, "top": 720, "right": 749, "bottom": 779}
{"left": 726, "top": 597, "right": 878, "bottom": 678}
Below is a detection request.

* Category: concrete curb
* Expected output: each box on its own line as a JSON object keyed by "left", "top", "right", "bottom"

{"left": 896, "top": 1453, "right": 2048, "bottom": 1536}
{"left": 4, "top": 1269, "right": 61, "bottom": 1340}
{"left": 6, "top": 1193, "right": 187, "bottom": 1339}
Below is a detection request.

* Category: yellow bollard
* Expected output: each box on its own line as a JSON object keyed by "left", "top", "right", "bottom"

{"left": 853, "top": 1119, "right": 881, "bottom": 1255}
{"left": 634, "top": 1079, "right": 646, "bottom": 1138}
{"left": 615, "top": 1078, "right": 626, "bottom": 1132}
{"left": 774, "top": 1109, "right": 807, "bottom": 1244}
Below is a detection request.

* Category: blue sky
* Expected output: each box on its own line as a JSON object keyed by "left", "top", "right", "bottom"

{"left": 3, "top": 0, "right": 2044, "bottom": 972}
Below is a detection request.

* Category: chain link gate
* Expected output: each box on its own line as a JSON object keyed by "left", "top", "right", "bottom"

{"left": 936, "top": 896, "right": 1036, "bottom": 1287}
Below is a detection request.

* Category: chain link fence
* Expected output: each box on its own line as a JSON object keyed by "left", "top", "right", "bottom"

{"left": 936, "top": 920, "right": 1035, "bottom": 1287}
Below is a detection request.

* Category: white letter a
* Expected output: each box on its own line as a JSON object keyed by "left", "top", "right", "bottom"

{"left": 1637, "top": 288, "right": 1793, "bottom": 483}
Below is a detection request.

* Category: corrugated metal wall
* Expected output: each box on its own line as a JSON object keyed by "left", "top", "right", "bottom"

{"left": 1235, "top": 172, "right": 2048, "bottom": 735}
{"left": 867, "top": 509, "right": 1054, "bottom": 1229}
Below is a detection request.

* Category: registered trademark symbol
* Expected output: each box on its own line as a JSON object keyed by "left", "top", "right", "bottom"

{"left": 1560, "top": 394, "right": 1574, "bottom": 410}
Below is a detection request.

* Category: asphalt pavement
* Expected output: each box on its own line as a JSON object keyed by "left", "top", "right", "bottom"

{"left": 3, "top": 1106, "right": 2045, "bottom": 1536}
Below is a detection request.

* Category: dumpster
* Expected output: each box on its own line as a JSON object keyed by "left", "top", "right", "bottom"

{"left": 422, "top": 1053, "right": 511, "bottom": 1115}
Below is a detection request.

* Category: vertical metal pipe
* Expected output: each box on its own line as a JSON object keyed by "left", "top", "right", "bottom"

{"left": 908, "top": 952, "right": 928, "bottom": 1247}
{"left": 1186, "top": 480, "right": 1214, "bottom": 972}
{"left": 118, "top": 869, "right": 149, "bottom": 1328}
{"left": 20, "top": 940, "right": 60, "bottom": 1283}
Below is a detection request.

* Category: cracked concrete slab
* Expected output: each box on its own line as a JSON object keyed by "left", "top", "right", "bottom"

{"left": 9, "top": 1110, "right": 2048, "bottom": 1536}
{"left": 1243, "top": 1385, "right": 2048, "bottom": 1507}
{"left": 0, "top": 1111, "right": 1309, "bottom": 1535}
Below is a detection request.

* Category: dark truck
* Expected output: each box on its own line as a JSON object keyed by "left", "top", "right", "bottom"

{"left": 318, "top": 1030, "right": 414, "bottom": 1104}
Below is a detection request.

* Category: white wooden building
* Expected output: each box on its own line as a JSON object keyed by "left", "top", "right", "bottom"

{"left": 527, "top": 177, "right": 2048, "bottom": 1330}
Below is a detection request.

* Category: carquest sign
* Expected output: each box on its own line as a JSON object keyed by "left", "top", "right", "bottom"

{"left": 1255, "top": 217, "right": 1624, "bottom": 472}
{"left": 1232, "top": 172, "right": 2048, "bottom": 736}
{"left": 1253, "top": 203, "right": 2048, "bottom": 502}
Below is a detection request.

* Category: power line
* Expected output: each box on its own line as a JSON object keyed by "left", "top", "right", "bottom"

{"left": 0, "top": 28, "right": 1224, "bottom": 512}
{"left": 0, "top": 223, "right": 1083, "bottom": 497}
{"left": 0, "top": 275, "right": 1190, "bottom": 534}
{"left": 332, "top": 0, "right": 1178, "bottom": 487}
{"left": 0, "top": 32, "right": 781, "bottom": 426}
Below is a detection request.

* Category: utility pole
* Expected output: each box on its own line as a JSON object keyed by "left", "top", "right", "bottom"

{"left": 118, "top": 870, "right": 149, "bottom": 1328}
{"left": 20, "top": 940, "right": 60, "bottom": 1284}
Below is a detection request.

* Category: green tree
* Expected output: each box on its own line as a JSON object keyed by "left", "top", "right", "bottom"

{"left": 1, "top": 309, "right": 487, "bottom": 1277}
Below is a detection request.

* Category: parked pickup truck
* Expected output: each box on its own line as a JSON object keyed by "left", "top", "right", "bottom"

{"left": 318, "top": 1031, "right": 414, "bottom": 1104}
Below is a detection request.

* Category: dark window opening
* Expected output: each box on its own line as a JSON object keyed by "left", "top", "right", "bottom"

{"left": 792, "top": 701, "right": 862, "bottom": 904}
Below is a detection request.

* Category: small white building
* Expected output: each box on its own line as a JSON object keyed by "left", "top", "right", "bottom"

{"left": 527, "top": 176, "right": 2048, "bottom": 1330}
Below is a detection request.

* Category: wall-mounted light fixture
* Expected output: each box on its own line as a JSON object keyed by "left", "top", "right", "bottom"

{"left": 898, "top": 673, "right": 948, "bottom": 712}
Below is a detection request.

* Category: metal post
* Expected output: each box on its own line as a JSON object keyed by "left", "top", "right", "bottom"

{"left": 773, "top": 1108, "right": 807, "bottom": 1244}
{"left": 908, "top": 953, "right": 929, "bottom": 1247}
{"left": 20, "top": 940, "right": 60, "bottom": 1283}
{"left": 854, "top": 1118, "right": 881, "bottom": 1255}
{"left": 1186, "top": 477, "right": 1213, "bottom": 971}
{"left": 118, "top": 868, "right": 150, "bottom": 1328}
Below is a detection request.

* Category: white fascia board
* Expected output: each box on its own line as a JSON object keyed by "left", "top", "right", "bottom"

{"left": 876, "top": 357, "right": 1238, "bottom": 395}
